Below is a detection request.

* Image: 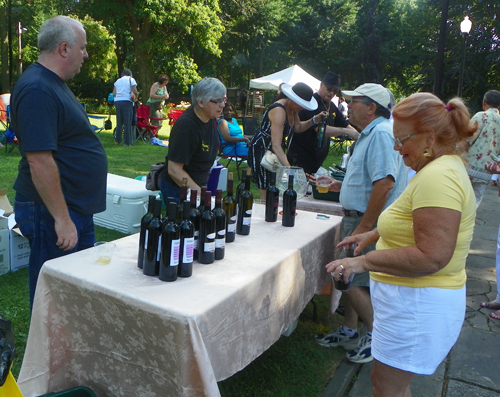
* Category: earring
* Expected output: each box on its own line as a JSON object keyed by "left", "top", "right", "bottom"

{"left": 423, "top": 147, "right": 435, "bottom": 158}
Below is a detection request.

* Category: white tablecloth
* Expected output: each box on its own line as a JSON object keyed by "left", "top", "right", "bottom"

{"left": 18, "top": 206, "right": 341, "bottom": 397}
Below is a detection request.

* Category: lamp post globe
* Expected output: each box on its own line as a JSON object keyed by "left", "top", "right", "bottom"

{"left": 457, "top": 16, "right": 472, "bottom": 97}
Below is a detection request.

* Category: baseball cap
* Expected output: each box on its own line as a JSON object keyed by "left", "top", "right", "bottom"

{"left": 342, "top": 83, "right": 390, "bottom": 109}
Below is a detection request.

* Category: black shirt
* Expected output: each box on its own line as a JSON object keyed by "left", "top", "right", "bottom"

{"left": 287, "top": 92, "right": 349, "bottom": 174}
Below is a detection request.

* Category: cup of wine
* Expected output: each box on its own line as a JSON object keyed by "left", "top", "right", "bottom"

{"left": 94, "top": 241, "right": 116, "bottom": 264}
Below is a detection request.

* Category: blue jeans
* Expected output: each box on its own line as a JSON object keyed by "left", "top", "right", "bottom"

{"left": 14, "top": 194, "right": 96, "bottom": 311}
{"left": 115, "top": 100, "right": 133, "bottom": 145}
{"left": 160, "top": 177, "right": 181, "bottom": 205}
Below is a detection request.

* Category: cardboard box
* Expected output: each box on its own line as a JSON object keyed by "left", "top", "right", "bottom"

{"left": 0, "top": 188, "right": 30, "bottom": 274}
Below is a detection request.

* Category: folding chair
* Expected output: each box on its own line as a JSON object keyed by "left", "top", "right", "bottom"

{"left": 2, "top": 105, "right": 19, "bottom": 154}
{"left": 80, "top": 103, "right": 106, "bottom": 134}
{"left": 135, "top": 105, "right": 160, "bottom": 143}
{"left": 329, "top": 135, "right": 354, "bottom": 155}
{"left": 167, "top": 108, "right": 185, "bottom": 125}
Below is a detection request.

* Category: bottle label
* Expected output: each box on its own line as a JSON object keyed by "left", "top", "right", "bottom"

{"left": 194, "top": 230, "right": 199, "bottom": 237}
{"left": 170, "top": 239, "right": 180, "bottom": 266}
{"left": 227, "top": 223, "right": 236, "bottom": 233}
{"left": 207, "top": 232, "right": 216, "bottom": 240}
{"left": 230, "top": 215, "right": 237, "bottom": 222}
{"left": 215, "top": 239, "right": 225, "bottom": 249}
{"left": 157, "top": 235, "right": 162, "bottom": 261}
{"left": 183, "top": 237, "right": 194, "bottom": 263}
{"left": 243, "top": 217, "right": 251, "bottom": 226}
{"left": 204, "top": 241, "right": 215, "bottom": 252}
{"left": 217, "top": 229, "right": 226, "bottom": 237}
{"left": 193, "top": 239, "right": 199, "bottom": 250}
{"left": 245, "top": 209, "right": 252, "bottom": 215}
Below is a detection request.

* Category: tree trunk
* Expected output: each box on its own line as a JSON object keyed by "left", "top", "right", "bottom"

{"left": 1, "top": 6, "right": 10, "bottom": 92}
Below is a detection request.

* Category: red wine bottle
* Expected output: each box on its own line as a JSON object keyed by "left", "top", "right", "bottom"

{"left": 159, "top": 202, "right": 180, "bottom": 282}
{"left": 143, "top": 198, "right": 162, "bottom": 276}
{"left": 214, "top": 189, "right": 226, "bottom": 260}
{"left": 138, "top": 195, "right": 156, "bottom": 269}
{"left": 235, "top": 169, "right": 246, "bottom": 206}
{"left": 197, "top": 186, "right": 207, "bottom": 214}
{"left": 176, "top": 177, "right": 188, "bottom": 222}
{"left": 178, "top": 200, "right": 194, "bottom": 277}
{"left": 265, "top": 172, "right": 279, "bottom": 222}
{"left": 236, "top": 168, "right": 253, "bottom": 235}
{"left": 282, "top": 174, "right": 297, "bottom": 227}
{"left": 198, "top": 190, "right": 215, "bottom": 264}
{"left": 189, "top": 190, "right": 201, "bottom": 261}
{"left": 223, "top": 172, "right": 237, "bottom": 243}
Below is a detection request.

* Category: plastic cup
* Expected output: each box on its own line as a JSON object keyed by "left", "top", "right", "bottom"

{"left": 94, "top": 241, "right": 116, "bottom": 264}
{"left": 332, "top": 271, "right": 354, "bottom": 291}
{"left": 316, "top": 179, "right": 329, "bottom": 194}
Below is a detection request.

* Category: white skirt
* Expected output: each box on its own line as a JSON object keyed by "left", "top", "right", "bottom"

{"left": 370, "top": 279, "right": 465, "bottom": 375}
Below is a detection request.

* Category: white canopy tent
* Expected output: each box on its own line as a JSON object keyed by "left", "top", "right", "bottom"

{"left": 249, "top": 64, "right": 321, "bottom": 92}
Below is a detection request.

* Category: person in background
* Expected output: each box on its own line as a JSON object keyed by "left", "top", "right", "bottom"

{"left": 481, "top": 160, "right": 500, "bottom": 319}
{"left": 466, "top": 89, "right": 500, "bottom": 208}
{"left": 247, "top": 82, "right": 320, "bottom": 199}
{"left": 11, "top": 15, "right": 107, "bottom": 311}
{"left": 113, "top": 69, "right": 138, "bottom": 146}
{"left": 159, "top": 77, "right": 226, "bottom": 203}
{"left": 218, "top": 102, "right": 250, "bottom": 156}
{"left": 338, "top": 96, "right": 348, "bottom": 118}
{"left": 314, "top": 83, "right": 407, "bottom": 364}
{"left": 327, "top": 93, "right": 476, "bottom": 395}
{"left": 147, "top": 74, "right": 170, "bottom": 127}
{"left": 287, "top": 72, "right": 358, "bottom": 175}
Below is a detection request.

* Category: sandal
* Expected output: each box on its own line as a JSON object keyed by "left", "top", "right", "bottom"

{"left": 489, "top": 310, "right": 500, "bottom": 320}
{"left": 480, "top": 301, "right": 500, "bottom": 310}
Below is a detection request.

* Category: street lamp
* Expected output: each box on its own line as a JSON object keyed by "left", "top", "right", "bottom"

{"left": 17, "top": 21, "right": 27, "bottom": 76}
{"left": 457, "top": 16, "right": 472, "bottom": 97}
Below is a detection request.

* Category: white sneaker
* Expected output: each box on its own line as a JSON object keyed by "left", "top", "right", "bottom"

{"left": 346, "top": 334, "right": 373, "bottom": 363}
{"left": 314, "top": 326, "right": 360, "bottom": 349}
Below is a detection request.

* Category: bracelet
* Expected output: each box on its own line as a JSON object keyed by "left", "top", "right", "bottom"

{"left": 311, "top": 116, "right": 318, "bottom": 125}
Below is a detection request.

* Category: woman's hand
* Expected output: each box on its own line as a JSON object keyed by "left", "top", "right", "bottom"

{"left": 326, "top": 256, "right": 369, "bottom": 284}
{"left": 485, "top": 161, "right": 500, "bottom": 174}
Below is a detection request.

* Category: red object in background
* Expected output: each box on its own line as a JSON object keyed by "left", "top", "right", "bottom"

{"left": 136, "top": 105, "right": 160, "bottom": 142}
{"left": 167, "top": 109, "right": 185, "bottom": 125}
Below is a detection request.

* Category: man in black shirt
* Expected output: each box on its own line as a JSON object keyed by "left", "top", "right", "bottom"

{"left": 287, "top": 72, "right": 358, "bottom": 174}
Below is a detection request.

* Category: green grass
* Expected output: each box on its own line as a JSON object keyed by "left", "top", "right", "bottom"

{"left": 0, "top": 116, "right": 349, "bottom": 395}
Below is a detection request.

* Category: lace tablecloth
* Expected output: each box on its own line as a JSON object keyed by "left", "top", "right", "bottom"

{"left": 18, "top": 206, "right": 341, "bottom": 397}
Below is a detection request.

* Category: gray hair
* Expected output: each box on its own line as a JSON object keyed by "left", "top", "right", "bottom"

{"left": 361, "top": 97, "right": 391, "bottom": 119}
{"left": 38, "top": 16, "right": 83, "bottom": 53}
{"left": 192, "top": 77, "right": 226, "bottom": 109}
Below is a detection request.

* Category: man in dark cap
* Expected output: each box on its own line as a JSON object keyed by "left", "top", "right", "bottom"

{"left": 287, "top": 71, "right": 357, "bottom": 174}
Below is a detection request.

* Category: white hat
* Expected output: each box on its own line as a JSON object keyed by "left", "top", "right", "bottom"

{"left": 281, "top": 83, "right": 318, "bottom": 111}
{"left": 342, "top": 83, "right": 390, "bottom": 109}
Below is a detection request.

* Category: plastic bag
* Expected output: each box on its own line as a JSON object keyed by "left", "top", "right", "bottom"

{"left": 0, "top": 314, "right": 15, "bottom": 387}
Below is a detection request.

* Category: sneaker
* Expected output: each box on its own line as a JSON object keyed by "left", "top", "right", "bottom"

{"left": 346, "top": 334, "right": 373, "bottom": 363}
{"left": 315, "top": 326, "right": 359, "bottom": 349}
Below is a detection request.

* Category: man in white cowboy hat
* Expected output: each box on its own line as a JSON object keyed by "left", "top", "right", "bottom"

{"left": 314, "top": 83, "right": 407, "bottom": 363}
{"left": 287, "top": 71, "right": 358, "bottom": 174}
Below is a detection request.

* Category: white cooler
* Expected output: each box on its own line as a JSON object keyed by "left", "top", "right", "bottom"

{"left": 94, "top": 173, "right": 155, "bottom": 234}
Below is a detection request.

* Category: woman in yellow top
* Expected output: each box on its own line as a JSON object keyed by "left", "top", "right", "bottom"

{"left": 147, "top": 74, "right": 169, "bottom": 127}
{"left": 326, "top": 92, "right": 477, "bottom": 396}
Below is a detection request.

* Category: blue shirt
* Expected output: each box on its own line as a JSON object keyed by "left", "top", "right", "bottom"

{"left": 340, "top": 117, "right": 407, "bottom": 213}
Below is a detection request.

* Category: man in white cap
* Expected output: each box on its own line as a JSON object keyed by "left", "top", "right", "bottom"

{"left": 315, "top": 83, "right": 407, "bottom": 363}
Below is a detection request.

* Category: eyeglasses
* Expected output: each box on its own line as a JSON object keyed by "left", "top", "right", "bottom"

{"left": 394, "top": 133, "right": 416, "bottom": 148}
{"left": 210, "top": 98, "right": 227, "bottom": 106}
{"left": 349, "top": 99, "right": 366, "bottom": 104}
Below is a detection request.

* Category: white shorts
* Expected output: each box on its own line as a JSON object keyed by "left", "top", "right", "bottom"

{"left": 370, "top": 279, "right": 465, "bottom": 375}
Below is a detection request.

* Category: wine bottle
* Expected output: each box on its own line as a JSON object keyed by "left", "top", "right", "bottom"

{"left": 189, "top": 190, "right": 201, "bottom": 261}
{"left": 282, "top": 174, "right": 297, "bottom": 227}
{"left": 138, "top": 195, "right": 156, "bottom": 269}
{"left": 143, "top": 199, "right": 162, "bottom": 276}
{"left": 235, "top": 169, "right": 246, "bottom": 206}
{"left": 197, "top": 186, "right": 207, "bottom": 214}
{"left": 265, "top": 172, "right": 279, "bottom": 222}
{"left": 223, "top": 172, "right": 237, "bottom": 243}
{"left": 159, "top": 202, "right": 180, "bottom": 282}
{"left": 198, "top": 190, "right": 215, "bottom": 264}
{"left": 214, "top": 189, "right": 226, "bottom": 260}
{"left": 176, "top": 177, "right": 188, "bottom": 222}
{"left": 316, "top": 116, "right": 327, "bottom": 149}
{"left": 236, "top": 168, "right": 253, "bottom": 235}
{"left": 178, "top": 200, "right": 194, "bottom": 277}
